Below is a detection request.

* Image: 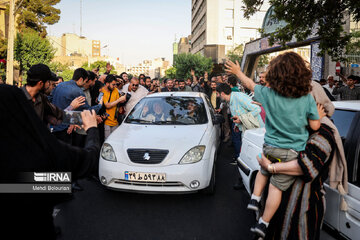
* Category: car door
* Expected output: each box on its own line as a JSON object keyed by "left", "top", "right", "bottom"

{"left": 338, "top": 111, "right": 360, "bottom": 239}
{"left": 325, "top": 109, "right": 360, "bottom": 239}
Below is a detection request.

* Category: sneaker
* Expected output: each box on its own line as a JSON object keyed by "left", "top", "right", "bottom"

{"left": 250, "top": 222, "right": 267, "bottom": 238}
{"left": 247, "top": 199, "right": 260, "bottom": 211}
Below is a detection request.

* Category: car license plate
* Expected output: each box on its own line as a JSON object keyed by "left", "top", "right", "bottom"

{"left": 124, "top": 171, "right": 166, "bottom": 182}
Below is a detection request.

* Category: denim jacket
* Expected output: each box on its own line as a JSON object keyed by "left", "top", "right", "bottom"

{"left": 51, "top": 80, "right": 102, "bottom": 132}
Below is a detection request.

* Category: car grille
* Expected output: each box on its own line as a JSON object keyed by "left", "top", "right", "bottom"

{"left": 127, "top": 149, "right": 169, "bottom": 164}
{"left": 114, "top": 179, "right": 184, "bottom": 187}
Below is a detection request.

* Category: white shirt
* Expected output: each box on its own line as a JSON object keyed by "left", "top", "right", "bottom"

{"left": 122, "top": 83, "right": 149, "bottom": 114}
{"left": 323, "top": 84, "right": 340, "bottom": 101}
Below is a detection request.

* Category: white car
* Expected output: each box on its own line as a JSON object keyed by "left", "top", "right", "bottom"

{"left": 237, "top": 101, "right": 360, "bottom": 239}
{"left": 99, "top": 92, "right": 223, "bottom": 194}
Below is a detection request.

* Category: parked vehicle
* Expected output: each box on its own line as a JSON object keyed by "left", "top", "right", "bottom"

{"left": 99, "top": 92, "right": 222, "bottom": 194}
{"left": 236, "top": 101, "right": 360, "bottom": 239}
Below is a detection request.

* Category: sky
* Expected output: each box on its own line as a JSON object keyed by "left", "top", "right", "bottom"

{"left": 47, "top": 0, "right": 191, "bottom": 65}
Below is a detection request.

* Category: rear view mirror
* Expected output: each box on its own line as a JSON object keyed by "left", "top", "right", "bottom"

{"left": 213, "top": 114, "right": 224, "bottom": 125}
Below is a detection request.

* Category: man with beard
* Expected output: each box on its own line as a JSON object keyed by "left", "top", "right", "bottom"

{"left": 21, "top": 64, "right": 85, "bottom": 126}
{"left": 51, "top": 68, "right": 102, "bottom": 143}
{"left": 103, "top": 75, "right": 127, "bottom": 139}
{"left": 120, "top": 72, "right": 129, "bottom": 84}
{"left": 178, "top": 79, "right": 192, "bottom": 92}
{"left": 144, "top": 76, "right": 153, "bottom": 92}
{"left": 161, "top": 79, "right": 178, "bottom": 92}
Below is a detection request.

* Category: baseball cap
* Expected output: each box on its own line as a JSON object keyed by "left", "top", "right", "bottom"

{"left": 27, "top": 64, "right": 52, "bottom": 82}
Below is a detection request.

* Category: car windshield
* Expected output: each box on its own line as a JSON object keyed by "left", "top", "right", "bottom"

{"left": 125, "top": 96, "right": 208, "bottom": 125}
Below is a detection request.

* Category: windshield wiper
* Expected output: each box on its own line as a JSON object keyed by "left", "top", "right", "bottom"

{"left": 127, "top": 118, "right": 153, "bottom": 124}
{"left": 153, "top": 120, "right": 190, "bottom": 125}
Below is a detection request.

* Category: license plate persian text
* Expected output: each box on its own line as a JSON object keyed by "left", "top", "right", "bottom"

{"left": 124, "top": 171, "right": 166, "bottom": 182}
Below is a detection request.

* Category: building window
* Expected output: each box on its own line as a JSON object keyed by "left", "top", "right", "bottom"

{"left": 225, "top": 9, "right": 234, "bottom": 19}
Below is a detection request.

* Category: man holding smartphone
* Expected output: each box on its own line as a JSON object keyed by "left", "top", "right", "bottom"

{"left": 103, "top": 74, "right": 127, "bottom": 139}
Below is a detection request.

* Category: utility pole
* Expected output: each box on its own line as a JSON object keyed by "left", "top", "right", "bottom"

{"left": 6, "top": 0, "right": 15, "bottom": 86}
{"left": 80, "top": 0, "right": 82, "bottom": 37}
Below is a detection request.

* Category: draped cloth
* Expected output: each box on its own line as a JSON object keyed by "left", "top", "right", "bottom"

{"left": 0, "top": 84, "right": 100, "bottom": 239}
{"left": 265, "top": 124, "right": 335, "bottom": 240}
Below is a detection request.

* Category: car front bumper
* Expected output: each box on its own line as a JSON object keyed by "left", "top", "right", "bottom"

{"left": 99, "top": 158, "right": 211, "bottom": 193}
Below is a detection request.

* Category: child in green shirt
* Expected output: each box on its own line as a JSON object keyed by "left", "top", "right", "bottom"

{"left": 225, "top": 52, "right": 325, "bottom": 238}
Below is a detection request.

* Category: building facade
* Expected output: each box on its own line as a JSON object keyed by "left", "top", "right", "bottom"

{"left": 191, "top": 0, "right": 269, "bottom": 63}
{"left": 48, "top": 33, "right": 103, "bottom": 68}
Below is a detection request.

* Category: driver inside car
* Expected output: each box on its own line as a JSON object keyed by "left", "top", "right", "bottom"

{"left": 144, "top": 102, "right": 171, "bottom": 122}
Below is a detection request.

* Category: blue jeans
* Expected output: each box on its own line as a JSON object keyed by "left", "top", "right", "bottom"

{"left": 231, "top": 121, "right": 242, "bottom": 158}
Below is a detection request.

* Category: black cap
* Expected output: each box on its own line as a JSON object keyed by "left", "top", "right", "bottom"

{"left": 27, "top": 64, "right": 52, "bottom": 82}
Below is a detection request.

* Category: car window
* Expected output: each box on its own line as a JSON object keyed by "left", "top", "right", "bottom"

{"left": 331, "top": 109, "right": 357, "bottom": 138}
{"left": 125, "top": 96, "right": 208, "bottom": 125}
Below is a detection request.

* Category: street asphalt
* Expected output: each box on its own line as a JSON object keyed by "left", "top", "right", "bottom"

{"left": 54, "top": 143, "right": 338, "bottom": 240}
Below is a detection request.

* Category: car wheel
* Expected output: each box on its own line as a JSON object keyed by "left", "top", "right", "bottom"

{"left": 202, "top": 163, "right": 215, "bottom": 195}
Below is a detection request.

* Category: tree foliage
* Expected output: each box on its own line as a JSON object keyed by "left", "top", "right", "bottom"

{"left": 173, "top": 53, "right": 213, "bottom": 79}
{"left": 81, "top": 60, "right": 117, "bottom": 75}
{"left": 15, "top": 0, "right": 61, "bottom": 37}
{"left": 226, "top": 44, "right": 244, "bottom": 63}
{"left": 242, "top": 0, "right": 360, "bottom": 60}
{"left": 15, "top": 29, "right": 55, "bottom": 75}
{"left": 165, "top": 66, "right": 177, "bottom": 79}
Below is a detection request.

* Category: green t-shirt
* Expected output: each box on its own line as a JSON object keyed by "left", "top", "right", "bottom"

{"left": 231, "top": 86, "right": 240, "bottom": 92}
{"left": 254, "top": 85, "right": 319, "bottom": 151}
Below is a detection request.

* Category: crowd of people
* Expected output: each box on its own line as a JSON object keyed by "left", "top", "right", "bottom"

{"left": 0, "top": 52, "right": 355, "bottom": 239}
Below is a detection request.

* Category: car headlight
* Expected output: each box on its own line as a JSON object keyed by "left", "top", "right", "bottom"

{"left": 101, "top": 143, "right": 117, "bottom": 162}
{"left": 179, "top": 146, "right": 206, "bottom": 164}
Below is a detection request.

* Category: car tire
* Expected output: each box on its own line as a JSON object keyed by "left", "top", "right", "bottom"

{"left": 202, "top": 163, "right": 216, "bottom": 195}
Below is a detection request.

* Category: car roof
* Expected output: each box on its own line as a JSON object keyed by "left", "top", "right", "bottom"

{"left": 145, "top": 91, "right": 206, "bottom": 98}
{"left": 333, "top": 101, "right": 360, "bottom": 111}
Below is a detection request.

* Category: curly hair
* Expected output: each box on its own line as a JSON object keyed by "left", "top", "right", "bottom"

{"left": 265, "top": 52, "right": 312, "bottom": 98}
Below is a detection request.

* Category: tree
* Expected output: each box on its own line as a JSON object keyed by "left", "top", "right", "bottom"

{"left": 173, "top": 53, "right": 213, "bottom": 79}
{"left": 165, "top": 66, "right": 177, "bottom": 79}
{"left": 15, "top": 0, "right": 61, "bottom": 37}
{"left": 226, "top": 44, "right": 244, "bottom": 63}
{"left": 15, "top": 29, "right": 55, "bottom": 76}
{"left": 242, "top": 0, "right": 360, "bottom": 60}
{"left": 257, "top": 54, "right": 269, "bottom": 68}
{"left": 81, "top": 60, "right": 117, "bottom": 75}
{"left": 49, "top": 62, "right": 73, "bottom": 81}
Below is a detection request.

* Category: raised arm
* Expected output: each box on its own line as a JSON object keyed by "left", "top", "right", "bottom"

{"left": 225, "top": 60, "right": 256, "bottom": 92}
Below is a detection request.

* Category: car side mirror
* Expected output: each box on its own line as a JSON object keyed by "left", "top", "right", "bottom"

{"left": 213, "top": 114, "right": 224, "bottom": 125}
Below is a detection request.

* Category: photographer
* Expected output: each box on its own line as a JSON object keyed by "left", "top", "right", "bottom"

{"left": 103, "top": 74, "right": 127, "bottom": 138}
{"left": 0, "top": 84, "right": 100, "bottom": 239}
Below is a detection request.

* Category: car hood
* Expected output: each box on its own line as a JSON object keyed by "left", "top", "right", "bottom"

{"left": 105, "top": 123, "right": 208, "bottom": 165}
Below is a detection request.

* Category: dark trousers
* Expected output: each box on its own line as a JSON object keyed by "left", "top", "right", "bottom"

{"left": 231, "top": 121, "right": 242, "bottom": 158}
{"left": 53, "top": 129, "right": 72, "bottom": 145}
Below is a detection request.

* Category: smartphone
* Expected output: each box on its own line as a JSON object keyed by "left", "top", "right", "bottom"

{"left": 62, "top": 111, "right": 83, "bottom": 125}
{"left": 97, "top": 92, "right": 104, "bottom": 102}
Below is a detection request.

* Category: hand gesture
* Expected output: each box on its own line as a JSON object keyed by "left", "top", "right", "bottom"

{"left": 190, "top": 69, "right": 195, "bottom": 76}
{"left": 70, "top": 96, "right": 86, "bottom": 110}
{"left": 225, "top": 60, "right": 242, "bottom": 76}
